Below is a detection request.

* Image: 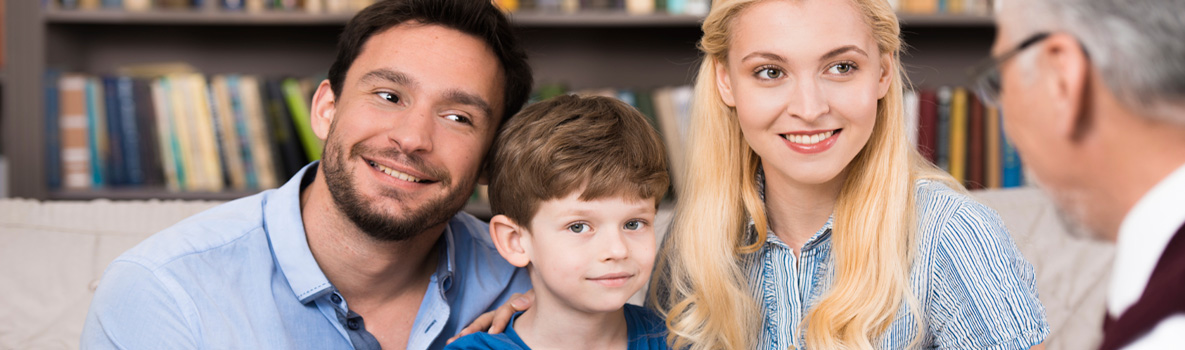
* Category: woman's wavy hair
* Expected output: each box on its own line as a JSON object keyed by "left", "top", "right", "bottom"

{"left": 649, "top": 0, "right": 958, "bottom": 349}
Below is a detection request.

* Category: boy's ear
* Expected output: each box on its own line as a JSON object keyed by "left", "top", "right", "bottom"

{"left": 489, "top": 214, "right": 531, "bottom": 268}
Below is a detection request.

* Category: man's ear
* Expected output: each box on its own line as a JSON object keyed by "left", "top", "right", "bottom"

{"left": 311, "top": 79, "right": 337, "bottom": 140}
{"left": 715, "top": 59, "right": 737, "bottom": 107}
{"left": 490, "top": 214, "right": 531, "bottom": 268}
{"left": 1039, "top": 33, "right": 1091, "bottom": 141}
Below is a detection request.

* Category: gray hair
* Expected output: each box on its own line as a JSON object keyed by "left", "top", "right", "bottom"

{"left": 1003, "top": 0, "right": 1185, "bottom": 124}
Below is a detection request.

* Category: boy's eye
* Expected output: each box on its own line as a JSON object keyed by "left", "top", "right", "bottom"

{"left": 377, "top": 91, "right": 400, "bottom": 104}
{"left": 567, "top": 223, "right": 589, "bottom": 234}
{"left": 624, "top": 220, "right": 644, "bottom": 231}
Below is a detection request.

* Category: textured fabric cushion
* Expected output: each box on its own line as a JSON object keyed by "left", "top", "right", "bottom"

{"left": 0, "top": 188, "right": 1112, "bottom": 349}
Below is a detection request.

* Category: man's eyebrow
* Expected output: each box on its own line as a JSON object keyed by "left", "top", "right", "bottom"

{"left": 443, "top": 89, "right": 494, "bottom": 120}
{"left": 740, "top": 51, "right": 788, "bottom": 64}
{"left": 820, "top": 45, "right": 868, "bottom": 61}
{"left": 359, "top": 69, "right": 416, "bottom": 88}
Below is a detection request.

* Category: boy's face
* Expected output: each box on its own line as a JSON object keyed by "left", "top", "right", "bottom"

{"left": 523, "top": 192, "right": 658, "bottom": 314}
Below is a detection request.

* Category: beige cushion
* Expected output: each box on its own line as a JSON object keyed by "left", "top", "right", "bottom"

{"left": 0, "top": 188, "right": 1112, "bottom": 349}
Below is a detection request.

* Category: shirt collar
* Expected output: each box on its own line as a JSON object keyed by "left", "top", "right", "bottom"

{"left": 267, "top": 162, "right": 460, "bottom": 304}
{"left": 750, "top": 166, "right": 835, "bottom": 250}
{"left": 1109, "top": 162, "right": 1185, "bottom": 317}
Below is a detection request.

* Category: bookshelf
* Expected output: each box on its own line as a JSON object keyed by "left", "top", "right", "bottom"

{"left": 2, "top": 3, "right": 997, "bottom": 201}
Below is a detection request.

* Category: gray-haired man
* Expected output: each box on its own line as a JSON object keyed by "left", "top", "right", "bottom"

{"left": 976, "top": 0, "right": 1185, "bottom": 349}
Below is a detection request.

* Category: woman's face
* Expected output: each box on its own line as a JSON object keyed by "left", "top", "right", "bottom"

{"left": 716, "top": 0, "right": 892, "bottom": 188}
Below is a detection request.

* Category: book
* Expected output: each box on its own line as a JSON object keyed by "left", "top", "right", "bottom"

{"left": 132, "top": 78, "right": 164, "bottom": 187}
{"left": 165, "top": 75, "right": 199, "bottom": 191}
{"left": 103, "top": 77, "right": 127, "bottom": 186}
{"left": 282, "top": 77, "right": 323, "bottom": 161}
{"left": 985, "top": 106, "right": 1001, "bottom": 188}
{"left": 1001, "top": 127, "right": 1024, "bottom": 188}
{"left": 151, "top": 77, "right": 184, "bottom": 191}
{"left": 114, "top": 76, "right": 146, "bottom": 186}
{"left": 59, "top": 74, "right": 91, "bottom": 190}
{"left": 935, "top": 86, "right": 952, "bottom": 172}
{"left": 916, "top": 89, "right": 938, "bottom": 163}
{"left": 966, "top": 93, "right": 984, "bottom": 190}
{"left": 186, "top": 73, "right": 225, "bottom": 192}
{"left": 86, "top": 77, "right": 109, "bottom": 188}
{"left": 46, "top": 70, "right": 62, "bottom": 190}
{"left": 947, "top": 87, "right": 967, "bottom": 183}
{"left": 237, "top": 76, "right": 280, "bottom": 189}
{"left": 264, "top": 78, "right": 308, "bottom": 179}
{"left": 211, "top": 75, "right": 249, "bottom": 190}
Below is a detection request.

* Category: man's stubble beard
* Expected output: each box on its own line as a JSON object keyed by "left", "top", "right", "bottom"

{"left": 321, "top": 126, "right": 477, "bottom": 242}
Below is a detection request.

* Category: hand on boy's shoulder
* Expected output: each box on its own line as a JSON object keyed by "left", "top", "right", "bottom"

{"left": 443, "top": 330, "right": 526, "bottom": 350}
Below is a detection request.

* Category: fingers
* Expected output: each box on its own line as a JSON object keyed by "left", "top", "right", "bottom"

{"left": 447, "top": 311, "right": 495, "bottom": 344}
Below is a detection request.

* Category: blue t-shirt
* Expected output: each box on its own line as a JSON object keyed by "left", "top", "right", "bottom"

{"left": 446, "top": 304, "right": 668, "bottom": 350}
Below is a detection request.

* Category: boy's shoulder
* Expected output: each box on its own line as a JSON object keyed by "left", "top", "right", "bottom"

{"left": 444, "top": 331, "right": 527, "bottom": 350}
{"left": 625, "top": 304, "right": 670, "bottom": 350}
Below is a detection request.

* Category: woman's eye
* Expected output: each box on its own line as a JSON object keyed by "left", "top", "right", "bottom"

{"left": 828, "top": 63, "right": 855, "bottom": 74}
{"left": 756, "top": 67, "right": 784, "bottom": 80}
{"left": 445, "top": 114, "right": 472, "bottom": 125}
{"left": 568, "top": 223, "right": 589, "bottom": 234}
{"left": 624, "top": 220, "right": 644, "bottom": 230}
{"left": 377, "top": 92, "right": 400, "bottom": 104}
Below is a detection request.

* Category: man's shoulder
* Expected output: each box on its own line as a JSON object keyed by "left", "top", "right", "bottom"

{"left": 116, "top": 191, "right": 273, "bottom": 270}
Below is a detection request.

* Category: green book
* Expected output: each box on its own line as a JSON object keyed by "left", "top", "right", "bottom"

{"left": 281, "top": 78, "right": 322, "bottom": 161}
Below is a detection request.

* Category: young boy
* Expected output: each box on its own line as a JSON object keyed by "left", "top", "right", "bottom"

{"left": 446, "top": 95, "right": 671, "bottom": 350}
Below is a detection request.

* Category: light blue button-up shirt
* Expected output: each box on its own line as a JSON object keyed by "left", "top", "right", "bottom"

{"left": 745, "top": 179, "right": 1049, "bottom": 349}
{"left": 81, "top": 162, "right": 531, "bottom": 350}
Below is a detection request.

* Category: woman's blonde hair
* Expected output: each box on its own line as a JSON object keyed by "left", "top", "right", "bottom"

{"left": 650, "top": 0, "right": 958, "bottom": 349}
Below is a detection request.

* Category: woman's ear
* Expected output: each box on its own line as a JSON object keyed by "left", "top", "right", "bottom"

{"left": 715, "top": 59, "right": 737, "bottom": 107}
{"left": 877, "top": 52, "right": 894, "bottom": 99}
{"left": 311, "top": 79, "right": 336, "bottom": 140}
{"left": 490, "top": 215, "right": 531, "bottom": 268}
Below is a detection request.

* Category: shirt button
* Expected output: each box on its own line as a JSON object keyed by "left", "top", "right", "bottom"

{"left": 331, "top": 294, "right": 342, "bottom": 304}
{"left": 347, "top": 319, "right": 360, "bottom": 330}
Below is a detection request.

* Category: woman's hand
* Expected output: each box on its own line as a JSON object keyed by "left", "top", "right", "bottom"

{"left": 447, "top": 290, "right": 535, "bottom": 343}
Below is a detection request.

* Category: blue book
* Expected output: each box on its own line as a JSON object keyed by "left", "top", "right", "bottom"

{"left": 935, "top": 87, "right": 952, "bottom": 172}
{"left": 1001, "top": 127, "right": 1025, "bottom": 188}
{"left": 103, "top": 77, "right": 128, "bottom": 186}
{"left": 86, "top": 77, "right": 109, "bottom": 188}
{"left": 226, "top": 75, "right": 259, "bottom": 189}
{"left": 45, "top": 70, "right": 63, "bottom": 190}
{"left": 116, "top": 77, "right": 145, "bottom": 185}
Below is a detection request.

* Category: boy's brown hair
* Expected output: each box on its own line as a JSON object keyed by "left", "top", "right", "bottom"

{"left": 487, "top": 94, "right": 670, "bottom": 226}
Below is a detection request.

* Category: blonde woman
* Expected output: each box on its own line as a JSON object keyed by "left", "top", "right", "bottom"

{"left": 650, "top": 0, "right": 1049, "bottom": 349}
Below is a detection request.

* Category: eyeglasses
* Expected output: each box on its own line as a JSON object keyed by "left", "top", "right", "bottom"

{"left": 968, "top": 32, "right": 1051, "bottom": 108}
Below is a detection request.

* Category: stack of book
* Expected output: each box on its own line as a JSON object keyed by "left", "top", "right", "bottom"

{"left": 893, "top": 0, "right": 992, "bottom": 15}
{"left": 907, "top": 87, "right": 1025, "bottom": 190}
{"left": 495, "top": 0, "right": 711, "bottom": 16}
{"left": 45, "top": 69, "right": 323, "bottom": 193}
{"left": 51, "top": 0, "right": 377, "bottom": 13}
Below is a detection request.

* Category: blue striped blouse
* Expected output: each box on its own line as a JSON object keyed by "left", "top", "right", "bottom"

{"left": 743, "top": 179, "right": 1049, "bottom": 349}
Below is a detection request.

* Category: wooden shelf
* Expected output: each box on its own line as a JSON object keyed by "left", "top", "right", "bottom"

{"left": 47, "top": 187, "right": 494, "bottom": 218}
{"left": 43, "top": 9, "right": 993, "bottom": 28}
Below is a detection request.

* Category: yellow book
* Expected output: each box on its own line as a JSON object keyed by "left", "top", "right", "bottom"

{"left": 165, "top": 75, "right": 197, "bottom": 192}
{"left": 985, "top": 106, "right": 1002, "bottom": 188}
{"left": 948, "top": 87, "right": 968, "bottom": 184}
{"left": 211, "top": 75, "right": 248, "bottom": 191}
{"left": 186, "top": 74, "right": 226, "bottom": 192}
{"left": 150, "top": 78, "right": 182, "bottom": 192}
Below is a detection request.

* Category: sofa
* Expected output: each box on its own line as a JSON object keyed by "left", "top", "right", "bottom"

{"left": 0, "top": 187, "right": 1114, "bottom": 349}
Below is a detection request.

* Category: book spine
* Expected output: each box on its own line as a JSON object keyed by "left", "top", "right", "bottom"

{"left": 282, "top": 77, "right": 323, "bottom": 161}
{"left": 966, "top": 92, "right": 984, "bottom": 190}
{"left": 935, "top": 86, "right": 951, "bottom": 172}
{"left": 239, "top": 76, "right": 280, "bottom": 189}
{"left": 117, "top": 76, "right": 145, "bottom": 186}
{"left": 46, "top": 70, "right": 63, "bottom": 190}
{"left": 60, "top": 74, "right": 92, "bottom": 190}
{"left": 917, "top": 89, "right": 938, "bottom": 163}
{"left": 86, "top": 77, "right": 108, "bottom": 188}
{"left": 948, "top": 87, "right": 967, "bottom": 184}
{"left": 103, "top": 77, "right": 126, "bottom": 187}
{"left": 151, "top": 78, "right": 184, "bottom": 191}
{"left": 985, "top": 106, "right": 1002, "bottom": 188}
{"left": 133, "top": 78, "right": 164, "bottom": 187}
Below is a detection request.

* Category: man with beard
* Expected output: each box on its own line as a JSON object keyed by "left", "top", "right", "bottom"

{"left": 81, "top": 0, "right": 533, "bottom": 349}
{"left": 982, "top": 0, "right": 1185, "bottom": 349}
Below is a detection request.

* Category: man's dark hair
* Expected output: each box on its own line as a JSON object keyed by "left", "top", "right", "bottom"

{"left": 327, "top": 0, "right": 533, "bottom": 124}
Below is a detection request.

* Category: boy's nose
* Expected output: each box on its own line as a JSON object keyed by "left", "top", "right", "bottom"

{"left": 601, "top": 229, "right": 630, "bottom": 261}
